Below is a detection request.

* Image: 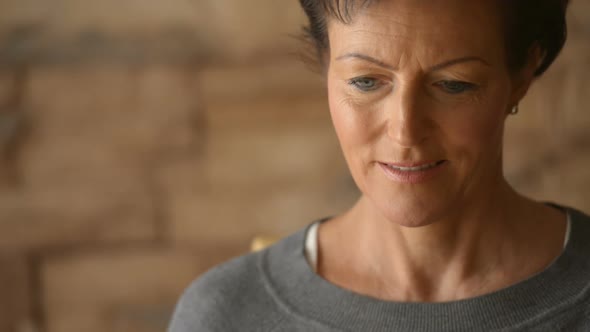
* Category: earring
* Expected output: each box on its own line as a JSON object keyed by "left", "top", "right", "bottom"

{"left": 510, "top": 105, "right": 519, "bottom": 115}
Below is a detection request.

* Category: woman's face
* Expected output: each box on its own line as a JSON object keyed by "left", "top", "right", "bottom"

{"left": 327, "top": 0, "right": 524, "bottom": 227}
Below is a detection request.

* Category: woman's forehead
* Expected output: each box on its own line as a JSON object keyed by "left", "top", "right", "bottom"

{"left": 327, "top": 0, "right": 505, "bottom": 66}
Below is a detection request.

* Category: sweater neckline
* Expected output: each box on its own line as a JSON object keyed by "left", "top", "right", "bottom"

{"left": 261, "top": 206, "right": 590, "bottom": 331}
{"left": 305, "top": 209, "right": 572, "bottom": 273}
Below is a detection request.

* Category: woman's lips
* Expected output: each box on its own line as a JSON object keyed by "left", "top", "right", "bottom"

{"left": 378, "top": 160, "right": 447, "bottom": 184}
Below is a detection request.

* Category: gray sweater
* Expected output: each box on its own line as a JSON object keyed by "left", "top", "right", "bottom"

{"left": 168, "top": 207, "right": 590, "bottom": 331}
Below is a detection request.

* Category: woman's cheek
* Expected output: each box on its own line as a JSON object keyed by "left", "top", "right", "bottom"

{"left": 329, "top": 95, "right": 359, "bottom": 148}
{"left": 328, "top": 91, "right": 379, "bottom": 182}
{"left": 329, "top": 92, "right": 380, "bottom": 150}
{"left": 440, "top": 101, "right": 507, "bottom": 163}
{"left": 460, "top": 85, "right": 511, "bottom": 142}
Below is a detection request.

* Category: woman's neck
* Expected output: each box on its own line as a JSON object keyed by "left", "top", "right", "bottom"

{"left": 318, "top": 182, "right": 567, "bottom": 302}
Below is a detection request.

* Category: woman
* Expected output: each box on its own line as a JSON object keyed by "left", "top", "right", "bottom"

{"left": 169, "top": 0, "right": 590, "bottom": 331}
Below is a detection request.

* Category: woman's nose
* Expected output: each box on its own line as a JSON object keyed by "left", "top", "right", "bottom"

{"left": 386, "top": 84, "right": 430, "bottom": 148}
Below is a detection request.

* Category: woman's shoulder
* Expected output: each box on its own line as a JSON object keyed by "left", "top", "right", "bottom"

{"left": 167, "top": 250, "right": 269, "bottom": 331}
{"left": 167, "top": 226, "right": 310, "bottom": 331}
{"left": 185, "top": 250, "right": 262, "bottom": 298}
{"left": 179, "top": 224, "right": 309, "bottom": 296}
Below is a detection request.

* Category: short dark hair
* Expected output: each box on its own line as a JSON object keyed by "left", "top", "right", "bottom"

{"left": 298, "top": 0, "right": 570, "bottom": 77}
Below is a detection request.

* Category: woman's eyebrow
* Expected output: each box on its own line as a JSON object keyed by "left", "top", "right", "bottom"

{"left": 335, "top": 53, "right": 491, "bottom": 71}
{"left": 335, "top": 53, "right": 395, "bottom": 70}
{"left": 429, "top": 56, "right": 491, "bottom": 71}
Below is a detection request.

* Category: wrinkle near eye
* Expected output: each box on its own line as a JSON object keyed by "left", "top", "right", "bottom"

{"left": 337, "top": 95, "right": 364, "bottom": 109}
{"left": 337, "top": 90, "right": 385, "bottom": 109}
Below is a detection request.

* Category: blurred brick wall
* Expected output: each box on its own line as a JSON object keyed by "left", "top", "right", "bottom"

{"left": 0, "top": 1, "right": 588, "bottom": 332}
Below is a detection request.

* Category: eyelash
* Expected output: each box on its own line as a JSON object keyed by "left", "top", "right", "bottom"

{"left": 435, "top": 80, "right": 478, "bottom": 94}
{"left": 347, "top": 77, "right": 478, "bottom": 94}
{"left": 347, "top": 77, "right": 383, "bottom": 92}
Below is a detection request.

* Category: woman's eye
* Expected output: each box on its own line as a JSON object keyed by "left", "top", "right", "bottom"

{"left": 436, "top": 80, "right": 477, "bottom": 94}
{"left": 348, "top": 77, "right": 381, "bottom": 92}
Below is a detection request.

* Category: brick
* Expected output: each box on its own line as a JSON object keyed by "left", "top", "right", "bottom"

{"left": 505, "top": 123, "right": 590, "bottom": 211}
{"left": 514, "top": 150, "right": 590, "bottom": 216}
{"left": 24, "top": 65, "right": 202, "bottom": 163}
{"left": 0, "top": 188, "right": 156, "bottom": 251}
{"left": 41, "top": 0, "right": 205, "bottom": 36}
{"left": 206, "top": 97, "right": 344, "bottom": 185}
{"left": 0, "top": 0, "right": 307, "bottom": 64}
{"left": 0, "top": 255, "right": 35, "bottom": 332}
{"left": 0, "top": 1, "right": 51, "bottom": 29}
{"left": 176, "top": 62, "right": 357, "bottom": 244}
{"left": 162, "top": 132, "right": 357, "bottom": 248}
{"left": 197, "top": 60, "right": 326, "bottom": 103}
{"left": 553, "top": 153, "right": 590, "bottom": 213}
{"left": 197, "top": 61, "right": 337, "bottom": 186}
{"left": 505, "top": 35, "right": 590, "bottom": 196}
{"left": 504, "top": 66, "right": 566, "bottom": 181}
{"left": 166, "top": 92, "right": 359, "bottom": 245}
{"left": 569, "top": 1, "right": 590, "bottom": 36}
{"left": 42, "top": 248, "right": 241, "bottom": 332}
{"left": 0, "top": 64, "right": 204, "bottom": 250}
{"left": 0, "top": 70, "right": 16, "bottom": 103}
{"left": 0, "top": 69, "right": 26, "bottom": 186}
{"left": 162, "top": 63, "right": 358, "bottom": 246}
{"left": 0, "top": 0, "right": 208, "bottom": 62}
{"left": 196, "top": 0, "right": 306, "bottom": 61}
{"left": 168, "top": 179, "right": 358, "bottom": 247}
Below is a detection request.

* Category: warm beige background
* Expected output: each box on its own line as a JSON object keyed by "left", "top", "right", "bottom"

{"left": 0, "top": 1, "right": 588, "bottom": 331}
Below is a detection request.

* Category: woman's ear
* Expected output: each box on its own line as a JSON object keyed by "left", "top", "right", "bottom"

{"left": 510, "top": 44, "right": 544, "bottom": 105}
